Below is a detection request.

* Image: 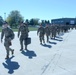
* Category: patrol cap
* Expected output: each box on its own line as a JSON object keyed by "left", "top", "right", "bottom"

{"left": 20, "top": 21, "right": 24, "bottom": 24}
{"left": 3, "top": 21, "right": 8, "bottom": 25}
{"left": 25, "top": 22, "right": 28, "bottom": 25}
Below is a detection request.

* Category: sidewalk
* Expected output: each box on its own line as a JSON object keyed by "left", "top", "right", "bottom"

{"left": 0, "top": 29, "right": 76, "bottom": 75}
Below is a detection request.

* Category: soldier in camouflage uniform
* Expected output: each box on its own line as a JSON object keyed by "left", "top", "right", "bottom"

{"left": 1, "top": 22, "right": 14, "bottom": 59}
{"left": 51, "top": 25, "right": 57, "bottom": 39}
{"left": 45, "top": 24, "right": 50, "bottom": 42}
{"left": 37, "top": 24, "right": 45, "bottom": 44}
{"left": 18, "top": 22, "right": 29, "bottom": 51}
{"left": 57, "top": 24, "right": 61, "bottom": 35}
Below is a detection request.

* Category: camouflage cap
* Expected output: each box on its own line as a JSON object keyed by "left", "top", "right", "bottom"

{"left": 3, "top": 21, "right": 8, "bottom": 25}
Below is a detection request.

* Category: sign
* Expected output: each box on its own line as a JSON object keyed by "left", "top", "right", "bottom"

{"left": 70, "top": 20, "right": 75, "bottom": 24}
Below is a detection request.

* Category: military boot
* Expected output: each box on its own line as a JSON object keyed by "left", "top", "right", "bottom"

{"left": 11, "top": 49, "right": 14, "bottom": 55}
{"left": 5, "top": 55, "right": 9, "bottom": 59}
{"left": 25, "top": 45, "right": 28, "bottom": 50}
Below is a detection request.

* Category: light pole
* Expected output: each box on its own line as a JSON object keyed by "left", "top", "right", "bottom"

{"left": 4, "top": 12, "right": 6, "bottom": 21}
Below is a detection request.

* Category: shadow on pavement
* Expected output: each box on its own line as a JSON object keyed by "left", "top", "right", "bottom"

{"left": 2, "top": 56, "right": 20, "bottom": 74}
{"left": 49, "top": 41, "right": 57, "bottom": 45}
{"left": 41, "top": 44, "right": 52, "bottom": 48}
{"left": 59, "top": 33, "right": 64, "bottom": 36}
{"left": 56, "top": 36, "right": 63, "bottom": 39}
{"left": 51, "top": 38, "right": 63, "bottom": 42}
{"left": 21, "top": 50, "right": 37, "bottom": 59}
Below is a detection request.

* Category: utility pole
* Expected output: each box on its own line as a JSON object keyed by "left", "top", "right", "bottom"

{"left": 4, "top": 12, "right": 6, "bottom": 21}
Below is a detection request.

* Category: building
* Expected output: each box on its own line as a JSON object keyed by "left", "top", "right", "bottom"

{"left": 51, "top": 18, "right": 76, "bottom": 25}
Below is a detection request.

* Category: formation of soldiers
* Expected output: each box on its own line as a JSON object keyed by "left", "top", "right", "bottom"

{"left": 37, "top": 24, "right": 72, "bottom": 44}
{"left": 0, "top": 21, "right": 75, "bottom": 59}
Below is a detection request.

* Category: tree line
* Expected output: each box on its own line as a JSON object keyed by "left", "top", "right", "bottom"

{"left": 0, "top": 10, "right": 50, "bottom": 28}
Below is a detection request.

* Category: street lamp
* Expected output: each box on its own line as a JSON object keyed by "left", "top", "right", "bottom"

{"left": 4, "top": 13, "right": 6, "bottom": 21}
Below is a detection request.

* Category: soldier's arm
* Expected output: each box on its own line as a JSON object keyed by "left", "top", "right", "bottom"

{"left": 10, "top": 29, "right": 15, "bottom": 40}
{"left": 27, "top": 26, "right": 29, "bottom": 33}
{"left": 18, "top": 27, "right": 20, "bottom": 38}
{"left": 43, "top": 28, "right": 45, "bottom": 35}
{"left": 37, "top": 28, "right": 39, "bottom": 35}
{"left": 1, "top": 29, "right": 4, "bottom": 42}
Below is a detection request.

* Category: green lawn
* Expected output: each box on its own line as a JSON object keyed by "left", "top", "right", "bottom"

{"left": 0, "top": 26, "right": 38, "bottom": 32}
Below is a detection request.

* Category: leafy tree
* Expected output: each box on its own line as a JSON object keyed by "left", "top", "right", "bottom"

{"left": 25, "top": 19, "right": 29, "bottom": 25}
{"left": 29, "top": 19, "right": 34, "bottom": 25}
{"left": 6, "top": 10, "right": 24, "bottom": 28}
{"left": 45, "top": 20, "right": 50, "bottom": 24}
{"left": 47, "top": 20, "right": 50, "bottom": 24}
{"left": 29, "top": 18, "right": 39, "bottom": 26}
{"left": 0, "top": 16, "right": 4, "bottom": 26}
{"left": 41, "top": 20, "right": 45, "bottom": 27}
{"left": 33, "top": 18, "right": 39, "bottom": 25}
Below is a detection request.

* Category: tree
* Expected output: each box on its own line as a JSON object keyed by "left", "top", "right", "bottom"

{"left": 6, "top": 10, "right": 24, "bottom": 28}
{"left": 41, "top": 20, "right": 45, "bottom": 27}
{"left": 0, "top": 16, "right": 4, "bottom": 26}
{"left": 33, "top": 18, "right": 39, "bottom": 25}
{"left": 29, "top": 19, "right": 34, "bottom": 25}
{"left": 45, "top": 20, "right": 50, "bottom": 24}
{"left": 25, "top": 19, "right": 29, "bottom": 25}
{"left": 47, "top": 20, "right": 50, "bottom": 24}
{"left": 29, "top": 18, "right": 39, "bottom": 26}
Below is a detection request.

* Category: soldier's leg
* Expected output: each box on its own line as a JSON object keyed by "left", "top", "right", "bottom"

{"left": 42, "top": 35, "right": 45, "bottom": 44}
{"left": 46, "top": 35, "right": 49, "bottom": 42}
{"left": 25, "top": 45, "right": 27, "bottom": 50}
{"left": 52, "top": 32, "right": 54, "bottom": 38}
{"left": 58, "top": 31, "right": 60, "bottom": 35}
{"left": 20, "top": 37, "right": 23, "bottom": 50}
{"left": 5, "top": 46, "right": 14, "bottom": 58}
{"left": 54, "top": 32, "right": 56, "bottom": 39}
{"left": 4, "top": 41, "right": 9, "bottom": 59}
{"left": 39, "top": 36, "right": 42, "bottom": 44}
{"left": 9, "top": 47, "right": 14, "bottom": 55}
{"left": 24, "top": 39, "right": 28, "bottom": 50}
{"left": 5, "top": 46, "right": 9, "bottom": 59}
{"left": 50, "top": 33, "right": 52, "bottom": 39}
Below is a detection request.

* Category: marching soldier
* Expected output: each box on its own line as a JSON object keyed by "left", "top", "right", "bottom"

{"left": 45, "top": 24, "right": 50, "bottom": 42}
{"left": 18, "top": 22, "right": 29, "bottom": 51}
{"left": 1, "top": 22, "right": 15, "bottom": 59}
{"left": 37, "top": 24, "right": 45, "bottom": 44}
{"left": 51, "top": 25, "right": 57, "bottom": 39}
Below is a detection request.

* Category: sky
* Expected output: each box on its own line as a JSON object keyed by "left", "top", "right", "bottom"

{"left": 0, "top": 0, "right": 76, "bottom": 21}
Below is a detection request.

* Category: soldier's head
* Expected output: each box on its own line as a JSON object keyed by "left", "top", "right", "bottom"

{"left": 46, "top": 24, "right": 49, "bottom": 27}
{"left": 2, "top": 21, "right": 8, "bottom": 29}
{"left": 39, "top": 24, "right": 42, "bottom": 27}
{"left": 20, "top": 22, "right": 24, "bottom": 26}
{"left": 25, "top": 22, "right": 28, "bottom": 26}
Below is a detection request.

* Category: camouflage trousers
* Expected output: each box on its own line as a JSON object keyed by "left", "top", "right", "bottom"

{"left": 20, "top": 37, "right": 27, "bottom": 50}
{"left": 52, "top": 32, "right": 56, "bottom": 39}
{"left": 39, "top": 35, "right": 45, "bottom": 44}
{"left": 45, "top": 34, "right": 50, "bottom": 42}
{"left": 4, "top": 39, "right": 13, "bottom": 57}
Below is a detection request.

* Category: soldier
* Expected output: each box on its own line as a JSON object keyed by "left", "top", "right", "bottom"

{"left": 51, "top": 24, "right": 57, "bottom": 39}
{"left": 1, "top": 22, "right": 15, "bottom": 59}
{"left": 18, "top": 22, "right": 29, "bottom": 51}
{"left": 57, "top": 24, "right": 61, "bottom": 35}
{"left": 45, "top": 24, "right": 50, "bottom": 42}
{"left": 37, "top": 24, "right": 45, "bottom": 44}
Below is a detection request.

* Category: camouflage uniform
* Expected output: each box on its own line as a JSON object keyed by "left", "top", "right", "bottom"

{"left": 45, "top": 25, "right": 50, "bottom": 42}
{"left": 1, "top": 25, "right": 14, "bottom": 59}
{"left": 37, "top": 25, "right": 45, "bottom": 44}
{"left": 57, "top": 25, "right": 61, "bottom": 35}
{"left": 18, "top": 23, "right": 29, "bottom": 51}
{"left": 51, "top": 25, "right": 57, "bottom": 39}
